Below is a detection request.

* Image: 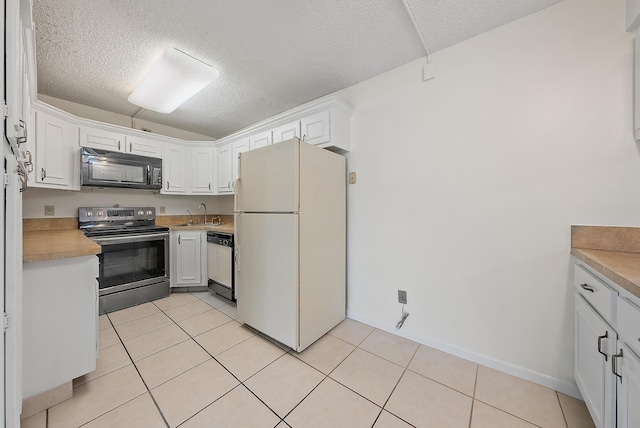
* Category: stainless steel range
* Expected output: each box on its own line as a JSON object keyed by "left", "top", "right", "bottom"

{"left": 79, "top": 207, "right": 170, "bottom": 314}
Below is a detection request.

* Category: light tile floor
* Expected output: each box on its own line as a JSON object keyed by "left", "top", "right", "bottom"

{"left": 21, "top": 292, "right": 596, "bottom": 428}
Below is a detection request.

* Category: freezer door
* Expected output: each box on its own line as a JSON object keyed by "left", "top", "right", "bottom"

{"left": 235, "top": 138, "right": 299, "bottom": 213}
{"left": 236, "top": 213, "right": 299, "bottom": 348}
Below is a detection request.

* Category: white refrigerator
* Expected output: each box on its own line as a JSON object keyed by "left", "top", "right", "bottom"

{"left": 234, "top": 138, "right": 346, "bottom": 352}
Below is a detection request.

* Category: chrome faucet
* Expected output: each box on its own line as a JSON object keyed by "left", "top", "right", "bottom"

{"left": 212, "top": 216, "right": 221, "bottom": 225}
{"left": 186, "top": 209, "right": 194, "bottom": 225}
{"left": 198, "top": 203, "right": 207, "bottom": 224}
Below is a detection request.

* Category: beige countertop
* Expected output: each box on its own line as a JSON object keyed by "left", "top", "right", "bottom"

{"left": 168, "top": 223, "right": 234, "bottom": 233}
{"left": 23, "top": 229, "right": 101, "bottom": 263}
{"left": 571, "top": 225, "right": 640, "bottom": 299}
{"left": 156, "top": 215, "right": 234, "bottom": 234}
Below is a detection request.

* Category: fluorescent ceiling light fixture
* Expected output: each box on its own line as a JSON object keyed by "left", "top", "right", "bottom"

{"left": 128, "top": 48, "right": 219, "bottom": 114}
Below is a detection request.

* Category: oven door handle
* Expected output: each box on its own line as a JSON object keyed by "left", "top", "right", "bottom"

{"left": 93, "top": 233, "right": 169, "bottom": 245}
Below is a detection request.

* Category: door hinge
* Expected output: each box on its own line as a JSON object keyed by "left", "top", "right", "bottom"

{"left": 4, "top": 313, "right": 9, "bottom": 333}
{"left": 3, "top": 172, "right": 9, "bottom": 189}
{"left": 3, "top": 102, "right": 9, "bottom": 119}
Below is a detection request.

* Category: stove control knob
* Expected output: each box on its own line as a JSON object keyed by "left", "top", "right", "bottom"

{"left": 86, "top": 212, "right": 93, "bottom": 217}
{"left": 146, "top": 210, "right": 153, "bottom": 215}
{"left": 138, "top": 210, "right": 144, "bottom": 215}
{"left": 97, "top": 211, "right": 103, "bottom": 217}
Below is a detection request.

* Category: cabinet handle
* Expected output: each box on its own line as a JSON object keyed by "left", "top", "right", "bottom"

{"left": 129, "top": 142, "right": 132, "bottom": 152}
{"left": 41, "top": 168, "right": 46, "bottom": 180}
{"left": 227, "top": 180, "right": 231, "bottom": 190}
{"left": 612, "top": 348, "right": 623, "bottom": 382}
{"left": 209, "top": 182, "right": 211, "bottom": 191}
{"left": 166, "top": 181, "right": 169, "bottom": 190}
{"left": 118, "top": 140, "right": 121, "bottom": 150}
{"left": 580, "top": 283, "right": 595, "bottom": 293}
{"left": 597, "top": 331, "right": 608, "bottom": 361}
{"left": 178, "top": 235, "right": 181, "bottom": 244}
{"left": 25, "top": 151, "right": 33, "bottom": 173}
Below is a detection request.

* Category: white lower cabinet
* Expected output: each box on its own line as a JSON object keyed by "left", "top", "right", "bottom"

{"left": 574, "top": 262, "right": 640, "bottom": 428}
{"left": 171, "top": 230, "right": 207, "bottom": 288}
{"left": 575, "top": 294, "right": 616, "bottom": 428}
{"left": 22, "top": 256, "right": 99, "bottom": 398}
{"left": 616, "top": 343, "right": 640, "bottom": 428}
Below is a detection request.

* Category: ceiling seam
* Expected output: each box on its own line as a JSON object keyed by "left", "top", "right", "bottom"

{"left": 400, "top": 0, "right": 432, "bottom": 61}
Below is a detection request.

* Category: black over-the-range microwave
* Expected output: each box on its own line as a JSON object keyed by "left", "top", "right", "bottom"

{"left": 81, "top": 147, "right": 163, "bottom": 190}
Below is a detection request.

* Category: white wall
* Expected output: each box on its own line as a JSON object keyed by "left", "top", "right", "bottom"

{"left": 38, "top": 94, "right": 215, "bottom": 141}
{"left": 336, "top": 0, "right": 640, "bottom": 394}
{"left": 22, "top": 188, "right": 234, "bottom": 218}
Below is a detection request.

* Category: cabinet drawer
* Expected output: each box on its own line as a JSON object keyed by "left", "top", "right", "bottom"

{"left": 619, "top": 296, "right": 640, "bottom": 356}
{"left": 574, "top": 264, "right": 616, "bottom": 324}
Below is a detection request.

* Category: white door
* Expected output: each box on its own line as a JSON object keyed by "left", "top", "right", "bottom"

{"left": 125, "top": 135, "right": 162, "bottom": 158}
{"left": 189, "top": 147, "right": 214, "bottom": 194}
{"left": 175, "top": 232, "right": 201, "bottom": 285}
{"left": 249, "top": 130, "right": 271, "bottom": 150}
{"left": 163, "top": 143, "right": 186, "bottom": 194}
{"left": 575, "top": 295, "right": 616, "bottom": 428}
{"left": 35, "top": 111, "right": 76, "bottom": 188}
{"left": 80, "top": 126, "right": 126, "bottom": 152}
{"left": 236, "top": 213, "right": 298, "bottom": 348}
{"left": 216, "top": 143, "right": 233, "bottom": 193}
{"left": 235, "top": 138, "right": 299, "bottom": 213}
{"left": 272, "top": 121, "right": 300, "bottom": 144}
{"left": 617, "top": 344, "right": 640, "bottom": 428}
{"left": 300, "top": 110, "right": 330, "bottom": 146}
{"left": 231, "top": 138, "right": 250, "bottom": 183}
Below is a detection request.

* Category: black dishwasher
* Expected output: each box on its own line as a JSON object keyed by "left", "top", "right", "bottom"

{"left": 206, "top": 231, "right": 235, "bottom": 301}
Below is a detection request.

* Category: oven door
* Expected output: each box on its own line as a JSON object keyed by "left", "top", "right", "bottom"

{"left": 93, "top": 232, "right": 169, "bottom": 295}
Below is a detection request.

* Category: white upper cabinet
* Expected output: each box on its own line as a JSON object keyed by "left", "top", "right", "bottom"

{"left": 216, "top": 142, "right": 233, "bottom": 194}
{"left": 300, "top": 110, "right": 331, "bottom": 146}
{"left": 232, "top": 138, "right": 250, "bottom": 184}
{"left": 33, "top": 109, "right": 80, "bottom": 190}
{"left": 188, "top": 146, "right": 215, "bottom": 194}
{"left": 80, "top": 126, "right": 127, "bottom": 152}
{"left": 162, "top": 143, "right": 187, "bottom": 194}
{"left": 272, "top": 120, "right": 300, "bottom": 144}
{"left": 81, "top": 126, "right": 163, "bottom": 158}
{"left": 125, "top": 135, "right": 163, "bottom": 158}
{"left": 249, "top": 130, "right": 272, "bottom": 150}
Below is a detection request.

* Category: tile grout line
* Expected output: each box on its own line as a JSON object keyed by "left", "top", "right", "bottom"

{"left": 467, "top": 365, "right": 479, "bottom": 428}
{"left": 162, "top": 294, "right": 287, "bottom": 425}
{"left": 556, "top": 391, "right": 570, "bottom": 428}
{"left": 106, "top": 310, "right": 171, "bottom": 428}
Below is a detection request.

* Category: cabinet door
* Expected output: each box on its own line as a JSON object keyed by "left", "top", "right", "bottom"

{"left": 80, "top": 126, "right": 126, "bottom": 152}
{"left": 34, "top": 110, "right": 78, "bottom": 189}
{"left": 125, "top": 135, "right": 162, "bottom": 158}
{"left": 189, "top": 146, "right": 215, "bottom": 194}
{"left": 162, "top": 143, "right": 187, "bottom": 194}
{"left": 575, "top": 295, "right": 616, "bottom": 428}
{"left": 232, "top": 138, "right": 250, "bottom": 184}
{"left": 174, "top": 231, "right": 202, "bottom": 286}
{"left": 216, "top": 143, "right": 233, "bottom": 193}
{"left": 617, "top": 344, "right": 640, "bottom": 428}
{"left": 249, "top": 130, "right": 272, "bottom": 150}
{"left": 300, "top": 110, "right": 330, "bottom": 146}
{"left": 272, "top": 121, "right": 300, "bottom": 144}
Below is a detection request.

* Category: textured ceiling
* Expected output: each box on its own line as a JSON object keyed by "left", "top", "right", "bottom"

{"left": 32, "top": 0, "right": 563, "bottom": 139}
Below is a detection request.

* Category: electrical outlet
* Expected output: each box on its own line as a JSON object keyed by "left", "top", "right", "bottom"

{"left": 348, "top": 172, "right": 357, "bottom": 184}
{"left": 398, "top": 290, "right": 407, "bottom": 304}
{"left": 159, "top": 206, "right": 166, "bottom": 214}
{"left": 44, "top": 205, "right": 55, "bottom": 216}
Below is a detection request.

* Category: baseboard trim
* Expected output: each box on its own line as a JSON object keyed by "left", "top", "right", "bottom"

{"left": 346, "top": 309, "right": 582, "bottom": 399}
